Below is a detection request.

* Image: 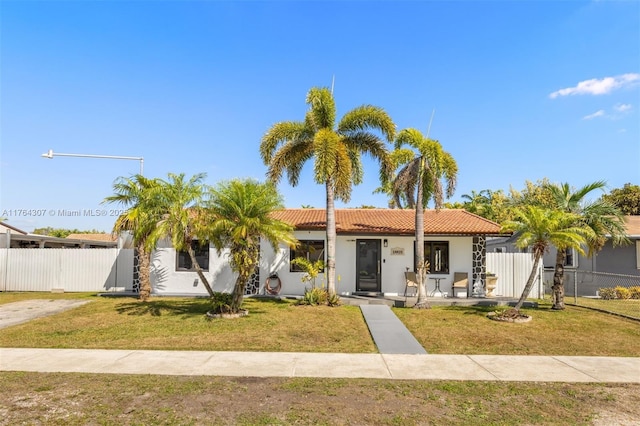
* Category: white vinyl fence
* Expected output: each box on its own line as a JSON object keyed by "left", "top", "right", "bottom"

{"left": 486, "top": 253, "right": 544, "bottom": 299}
{"left": 0, "top": 249, "right": 134, "bottom": 292}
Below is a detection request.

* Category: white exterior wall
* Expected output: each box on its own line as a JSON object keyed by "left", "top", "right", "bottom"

{"left": 150, "top": 234, "right": 475, "bottom": 297}
{"left": 150, "top": 239, "right": 235, "bottom": 296}
{"left": 262, "top": 233, "right": 474, "bottom": 297}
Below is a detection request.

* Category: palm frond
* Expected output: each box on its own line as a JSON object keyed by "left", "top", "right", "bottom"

{"left": 338, "top": 105, "right": 396, "bottom": 142}
{"left": 306, "top": 87, "right": 336, "bottom": 130}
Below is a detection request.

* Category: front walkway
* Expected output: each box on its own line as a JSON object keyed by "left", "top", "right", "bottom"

{"left": 360, "top": 305, "right": 427, "bottom": 354}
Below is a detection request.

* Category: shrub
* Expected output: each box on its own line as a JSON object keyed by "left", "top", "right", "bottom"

{"left": 211, "top": 292, "right": 233, "bottom": 314}
{"left": 598, "top": 287, "right": 617, "bottom": 300}
{"left": 615, "top": 286, "right": 631, "bottom": 300}
{"left": 628, "top": 286, "right": 640, "bottom": 300}
{"left": 300, "top": 287, "right": 328, "bottom": 305}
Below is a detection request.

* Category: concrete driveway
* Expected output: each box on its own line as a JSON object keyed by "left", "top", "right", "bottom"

{"left": 0, "top": 299, "right": 91, "bottom": 329}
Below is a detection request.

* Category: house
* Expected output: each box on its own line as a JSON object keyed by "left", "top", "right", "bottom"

{"left": 0, "top": 223, "right": 118, "bottom": 248}
{"left": 487, "top": 216, "right": 640, "bottom": 277}
{"left": 150, "top": 209, "right": 503, "bottom": 297}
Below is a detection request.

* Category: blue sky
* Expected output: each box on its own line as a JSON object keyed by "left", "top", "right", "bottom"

{"left": 1, "top": 0, "right": 639, "bottom": 232}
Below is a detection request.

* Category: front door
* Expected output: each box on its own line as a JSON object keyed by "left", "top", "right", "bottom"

{"left": 356, "top": 239, "right": 381, "bottom": 293}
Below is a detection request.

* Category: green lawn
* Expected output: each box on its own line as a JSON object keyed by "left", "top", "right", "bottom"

{"left": 570, "top": 297, "right": 640, "bottom": 320}
{"left": 1, "top": 293, "right": 639, "bottom": 356}
{"left": 0, "top": 294, "right": 376, "bottom": 353}
{"left": 395, "top": 303, "right": 640, "bottom": 356}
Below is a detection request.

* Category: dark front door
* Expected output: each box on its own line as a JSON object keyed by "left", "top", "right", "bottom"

{"left": 356, "top": 239, "right": 381, "bottom": 292}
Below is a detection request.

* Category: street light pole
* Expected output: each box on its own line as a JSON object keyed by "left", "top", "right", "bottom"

{"left": 41, "top": 149, "right": 144, "bottom": 175}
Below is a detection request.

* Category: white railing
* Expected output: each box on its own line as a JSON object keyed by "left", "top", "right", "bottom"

{"left": 0, "top": 249, "right": 134, "bottom": 292}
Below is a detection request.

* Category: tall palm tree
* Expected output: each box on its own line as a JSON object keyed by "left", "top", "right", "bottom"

{"left": 146, "top": 173, "right": 216, "bottom": 298}
{"left": 502, "top": 206, "right": 593, "bottom": 312}
{"left": 206, "top": 179, "right": 297, "bottom": 312}
{"left": 545, "top": 181, "right": 628, "bottom": 310}
{"left": 392, "top": 129, "right": 458, "bottom": 308}
{"left": 260, "top": 87, "right": 395, "bottom": 296}
{"left": 103, "top": 175, "right": 162, "bottom": 301}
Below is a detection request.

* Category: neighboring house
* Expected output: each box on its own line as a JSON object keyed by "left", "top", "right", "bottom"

{"left": 150, "top": 208, "right": 503, "bottom": 297}
{"left": 0, "top": 222, "right": 118, "bottom": 248}
{"left": 487, "top": 215, "right": 640, "bottom": 277}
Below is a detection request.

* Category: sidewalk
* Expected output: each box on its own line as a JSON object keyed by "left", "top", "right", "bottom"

{"left": 1, "top": 348, "right": 639, "bottom": 382}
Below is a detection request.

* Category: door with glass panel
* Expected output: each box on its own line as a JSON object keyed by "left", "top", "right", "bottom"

{"left": 356, "top": 239, "right": 381, "bottom": 292}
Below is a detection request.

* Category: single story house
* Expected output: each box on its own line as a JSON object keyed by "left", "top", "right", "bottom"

{"left": 0, "top": 222, "right": 117, "bottom": 248}
{"left": 486, "top": 215, "right": 640, "bottom": 277}
{"left": 150, "top": 208, "right": 503, "bottom": 297}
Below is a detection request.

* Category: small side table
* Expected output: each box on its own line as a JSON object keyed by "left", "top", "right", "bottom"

{"left": 429, "top": 277, "right": 444, "bottom": 297}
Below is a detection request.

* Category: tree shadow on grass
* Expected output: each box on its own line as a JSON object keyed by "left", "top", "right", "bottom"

{"left": 115, "top": 296, "right": 291, "bottom": 317}
{"left": 115, "top": 299, "right": 211, "bottom": 317}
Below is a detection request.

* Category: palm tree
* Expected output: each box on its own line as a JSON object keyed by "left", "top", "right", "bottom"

{"left": 545, "top": 181, "right": 628, "bottom": 310}
{"left": 103, "top": 175, "right": 162, "bottom": 301}
{"left": 260, "top": 87, "right": 395, "bottom": 296}
{"left": 392, "top": 129, "right": 458, "bottom": 308}
{"left": 502, "top": 206, "right": 593, "bottom": 312}
{"left": 206, "top": 179, "right": 297, "bottom": 312}
{"left": 146, "top": 173, "right": 216, "bottom": 298}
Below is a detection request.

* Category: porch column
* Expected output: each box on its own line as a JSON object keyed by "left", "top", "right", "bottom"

{"left": 472, "top": 236, "right": 486, "bottom": 291}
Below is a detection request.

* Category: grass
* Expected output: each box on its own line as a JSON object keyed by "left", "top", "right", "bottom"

{"left": 1, "top": 292, "right": 639, "bottom": 356}
{"left": 394, "top": 302, "right": 640, "bottom": 356}
{"left": 2, "top": 293, "right": 640, "bottom": 424}
{"left": 570, "top": 297, "right": 640, "bottom": 320}
{"left": 1, "top": 371, "right": 638, "bottom": 425}
{"left": 0, "top": 294, "right": 376, "bottom": 353}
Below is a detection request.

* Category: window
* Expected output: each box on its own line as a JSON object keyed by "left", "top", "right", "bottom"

{"left": 564, "top": 248, "right": 576, "bottom": 268}
{"left": 415, "top": 241, "right": 449, "bottom": 274}
{"left": 494, "top": 246, "right": 507, "bottom": 253}
{"left": 636, "top": 241, "right": 640, "bottom": 270}
{"left": 290, "top": 240, "right": 325, "bottom": 272}
{"left": 176, "top": 240, "right": 209, "bottom": 271}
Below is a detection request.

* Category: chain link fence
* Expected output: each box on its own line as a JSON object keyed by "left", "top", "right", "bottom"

{"left": 542, "top": 269, "right": 640, "bottom": 320}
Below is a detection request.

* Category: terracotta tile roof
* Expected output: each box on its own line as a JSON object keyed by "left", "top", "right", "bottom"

{"left": 271, "top": 209, "right": 502, "bottom": 236}
{"left": 66, "top": 233, "right": 117, "bottom": 242}
{"left": 623, "top": 216, "right": 640, "bottom": 237}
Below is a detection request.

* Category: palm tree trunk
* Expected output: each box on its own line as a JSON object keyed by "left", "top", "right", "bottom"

{"left": 513, "top": 253, "right": 542, "bottom": 311}
{"left": 186, "top": 244, "right": 215, "bottom": 298}
{"left": 326, "top": 180, "right": 337, "bottom": 296}
{"left": 230, "top": 252, "right": 258, "bottom": 312}
{"left": 414, "top": 157, "right": 430, "bottom": 309}
{"left": 230, "top": 272, "right": 249, "bottom": 313}
{"left": 137, "top": 243, "right": 151, "bottom": 302}
{"left": 552, "top": 249, "right": 566, "bottom": 310}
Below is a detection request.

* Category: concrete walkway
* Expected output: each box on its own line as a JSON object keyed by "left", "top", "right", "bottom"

{"left": 360, "top": 305, "right": 427, "bottom": 354}
{"left": 1, "top": 348, "right": 639, "bottom": 382}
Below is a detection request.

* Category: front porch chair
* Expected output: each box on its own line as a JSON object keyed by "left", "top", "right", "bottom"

{"left": 404, "top": 271, "right": 419, "bottom": 300}
{"left": 452, "top": 272, "right": 468, "bottom": 298}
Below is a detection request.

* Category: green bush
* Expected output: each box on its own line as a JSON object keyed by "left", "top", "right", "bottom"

{"left": 298, "top": 288, "right": 341, "bottom": 306}
{"left": 615, "top": 286, "right": 631, "bottom": 300}
{"left": 299, "top": 287, "right": 328, "bottom": 305}
{"left": 628, "top": 286, "right": 640, "bottom": 300}
{"left": 211, "top": 292, "right": 233, "bottom": 313}
{"left": 598, "top": 287, "right": 617, "bottom": 300}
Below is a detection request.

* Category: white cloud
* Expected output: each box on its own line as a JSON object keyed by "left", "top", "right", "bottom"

{"left": 550, "top": 73, "right": 640, "bottom": 99}
{"left": 583, "top": 110, "right": 605, "bottom": 120}
{"left": 614, "top": 103, "right": 632, "bottom": 112}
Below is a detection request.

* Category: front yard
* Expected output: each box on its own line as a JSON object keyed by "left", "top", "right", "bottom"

{"left": 1, "top": 293, "right": 639, "bottom": 356}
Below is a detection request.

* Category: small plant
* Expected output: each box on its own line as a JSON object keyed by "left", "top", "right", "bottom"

{"left": 598, "top": 287, "right": 617, "bottom": 300}
{"left": 615, "top": 286, "right": 631, "bottom": 300}
{"left": 211, "top": 292, "right": 233, "bottom": 314}
{"left": 291, "top": 257, "right": 325, "bottom": 288}
{"left": 299, "top": 287, "right": 328, "bottom": 305}
{"left": 628, "top": 286, "right": 640, "bottom": 300}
